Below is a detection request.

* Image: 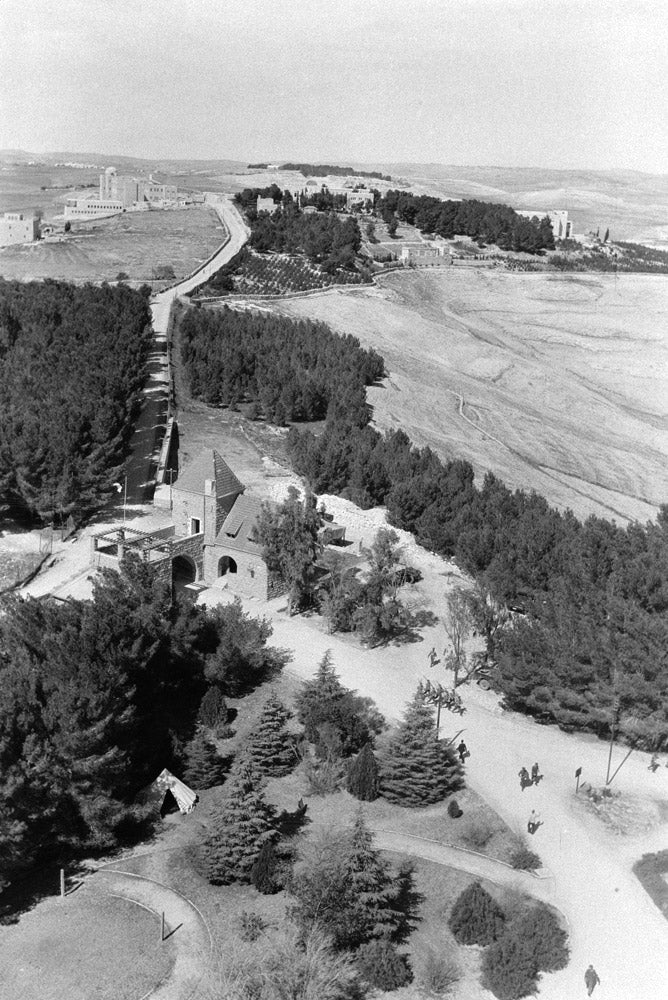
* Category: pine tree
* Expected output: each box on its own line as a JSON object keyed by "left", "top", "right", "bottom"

{"left": 347, "top": 742, "right": 379, "bottom": 801}
{"left": 379, "top": 684, "right": 464, "bottom": 806}
{"left": 346, "top": 811, "right": 405, "bottom": 946}
{"left": 448, "top": 881, "right": 506, "bottom": 946}
{"left": 243, "top": 693, "right": 297, "bottom": 776}
{"left": 250, "top": 840, "right": 281, "bottom": 894}
{"left": 203, "top": 760, "right": 277, "bottom": 885}
{"left": 183, "top": 726, "right": 228, "bottom": 790}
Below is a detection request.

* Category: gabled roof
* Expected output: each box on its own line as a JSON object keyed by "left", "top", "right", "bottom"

{"left": 174, "top": 449, "right": 244, "bottom": 498}
{"left": 214, "top": 494, "right": 266, "bottom": 555}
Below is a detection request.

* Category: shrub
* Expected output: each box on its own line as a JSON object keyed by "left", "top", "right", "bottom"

{"left": 251, "top": 841, "right": 282, "bottom": 894}
{"left": 347, "top": 743, "right": 380, "bottom": 801}
{"left": 302, "top": 755, "right": 345, "bottom": 796}
{"left": 509, "top": 843, "right": 542, "bottom": 871}
{"left": 447, "top": 798, "right": 463, "bottom": 818}
{"left": 482, "top": 928, "right": 538, "bottom": 999}
{"left": 448, "top": 881, "right": 506, "bottom": 946}
{"left": 237, "top": 910, "right": 267, "bottom": 942}
{"left": 513, "top": 903, "right": 569, "bottom": 972}
{"left": 415, "top": 946, "right": 461, "bottom": 995}
{"left": 355, "top": 939, "right": 412, "bottom": 991}
{"left": 458, "top": 815, "right": 498, "bottom": 850}
{"left": 197, "top": 686, "right": 228, "bottom": 729}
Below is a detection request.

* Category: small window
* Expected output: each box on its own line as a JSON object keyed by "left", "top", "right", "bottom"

{"left": 190, "top": 517, "right": 201, "bottom": 535}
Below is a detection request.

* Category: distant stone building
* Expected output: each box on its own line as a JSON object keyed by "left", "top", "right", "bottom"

{"left": 517, "top": 209, "right": 572, "bottom": 240}
{"left": 257, "top": 196, "right": 278, "bottom": 213}
{"left": 400, "top": 244, "right": 452, "bottom": 266}
{"left": 100, "top": 167, "right": 177, "bottom": 208}
{"left": 0, "top": 212, "right": 40, "bottom": 247}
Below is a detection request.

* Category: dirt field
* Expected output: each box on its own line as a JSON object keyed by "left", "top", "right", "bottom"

{"left": 0, "top": 205, "right": 225, "bottom": 283}
{"left": 273, "top": 268, "right": 668, "bottom": 524}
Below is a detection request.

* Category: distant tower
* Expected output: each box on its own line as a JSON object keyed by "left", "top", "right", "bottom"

{"left": 99, "top": 166, "right": 117, "bottom": 200}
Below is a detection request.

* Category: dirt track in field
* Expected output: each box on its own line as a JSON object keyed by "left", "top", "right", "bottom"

{"left": 274, "top": 268, "right": 668, "bottom": 524}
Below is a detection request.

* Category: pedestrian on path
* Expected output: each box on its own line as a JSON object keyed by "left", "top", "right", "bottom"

{"left": 584, "top": 964, "right": 601, "bottom": 995}
{"left": 531, "top": 762, "right": 542, "bottom": 784}
{"left": 457, "top": 740, "right": 470, "bottom": 763}
{"left": 519, "top": 766, "right": 530, "bottom": 790}
{"left": 428, "top": 647, "right": 440, "bottom": 667}
{"left": 527, "top": 810, "right": 542, "bottom": 835}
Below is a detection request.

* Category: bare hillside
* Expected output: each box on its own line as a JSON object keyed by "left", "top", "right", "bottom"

{"left": 275, "top": 269, "right": 668, "bottom": 524}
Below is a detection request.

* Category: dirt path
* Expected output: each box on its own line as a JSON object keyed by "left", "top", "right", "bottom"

{"left": 96, "top": 867, "right": 211, "bottom": 1000}
{"left": 199, "top": 498, "right": 668, "bottom": 1000}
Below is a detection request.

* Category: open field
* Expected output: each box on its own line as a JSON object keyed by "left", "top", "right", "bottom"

{"left": 0, "top": 205, "right": 224, "bottom": 283}
{"left": 272, "top": 268, "right": 668, "bottom": 524}
{"left": 0, "top": 883, "right": 174, "bottom": 1000}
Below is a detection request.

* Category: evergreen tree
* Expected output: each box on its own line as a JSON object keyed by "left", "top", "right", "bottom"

{"left": 481, "top": 930, "right": 539, "bottom": 1000}
{"left": 347, "top": 742, "right": 380, "bottom": 801}
{"left": 243, "top": 692, "right": 297, "bottom": 776}
{"left": 379, "top": 684, "right": 464, "bottom": 806}
{"left": 346, "top": 812, "right": 405, "bottom": 945}
{"left": 203, "top": 760, "right": 277, "bottom": 885}
{"left": 448, "top": 881, "right": 506, "bottom": 945}
{"left": 182, "top": 726, "right": 228, "bottom": 789}
{"left": 254, "top": 487, "right": 324, "bottom": 613}
{"left": 250, "top": 840, "right": 281, "bottom": 894}
{"left": 197, "top": 686, "right": 228, "bottom": 729}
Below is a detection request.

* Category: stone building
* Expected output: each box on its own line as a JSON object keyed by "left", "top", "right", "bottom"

{"left": 90, "top": 449, "right": 277, "bottom": 600}
{"left": 0, "top": 212, "right": 40, "bottom": 247}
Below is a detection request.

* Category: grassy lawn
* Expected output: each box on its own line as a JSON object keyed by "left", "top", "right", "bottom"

{"left": 634, "top": 850, "right": 668, "bottom": 920}
{"left": 0, "top": 883, "right": 174, "bottom": 1000}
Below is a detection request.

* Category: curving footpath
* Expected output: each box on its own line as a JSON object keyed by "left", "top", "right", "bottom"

{"left": 96, "top": 868, "right": 212, "bottom": 1000}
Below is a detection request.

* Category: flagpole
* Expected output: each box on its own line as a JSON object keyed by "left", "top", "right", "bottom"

{"left": 123, "top": 475, "right": 127, "bottom": 525}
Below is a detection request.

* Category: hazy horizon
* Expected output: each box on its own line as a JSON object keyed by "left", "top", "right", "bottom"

{"left": 1, "top": 0, "right": 667, "bottom": 174}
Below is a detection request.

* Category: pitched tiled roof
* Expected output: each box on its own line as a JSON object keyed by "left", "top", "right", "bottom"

{"left": 214, "top": 494, "right": 268, "bottom": 556}
{"left": 174, "top": 449, "right": 244, "bottom": 498}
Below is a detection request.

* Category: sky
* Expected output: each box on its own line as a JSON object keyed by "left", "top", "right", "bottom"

{"left": 1, "top": 0, "right": 667, "bottom": 172}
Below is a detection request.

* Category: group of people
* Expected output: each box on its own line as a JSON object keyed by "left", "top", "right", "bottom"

{"left": 518, "top": 762, "right": 542, "bottom": 790}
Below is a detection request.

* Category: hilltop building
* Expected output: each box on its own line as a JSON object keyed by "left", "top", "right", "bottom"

{"left": 400, "top": 243, "right": 452, "bottom": 266}
{"left": 0, "top": 212, "right": 40, "bottom": 247}
{"left": 517, "top": 209, "right": 572, "bottom": 240}
{"left": 91, "top": 448, "right": 344, "bottom": 599}
{"left": 65, "top": 166, "right": 178, "bottom": 219}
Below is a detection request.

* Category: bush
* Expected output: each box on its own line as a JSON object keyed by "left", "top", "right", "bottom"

{"left": 415, "top": 946, "right": 461, "bottom": 995}
{"left": 197, "top": 686, "right": 228, "bottom": 729}
{"left": 458, "top": 815, "right": 498, "bottom": 850}
{"left": 251, "top": 841, "right": 282, "bottom": 894}
{"left": 513, "top": 904, "right": 569, "bottom": 973}
{"left": 347, "top": 743, "right": 380, "bottom": 801}
{"left": 302, "top": 755, "right": 345, "bottom": 796}
{"left": 482, "top": 929, "right": 538, "bottom": 999}
{"left": 355, "top": 939, "right": 412, "bottom": 991}
{"left": 509, "top": 843, "right": 542, "bottom": 871}
{"left": 237, "top": 910, "right": 267, "bottom": 942}
{"left": 447, "top": 798, "right": 463, "bottom": 818}
{"left": 448, "top": 881, "right": 506, "bottom": 946}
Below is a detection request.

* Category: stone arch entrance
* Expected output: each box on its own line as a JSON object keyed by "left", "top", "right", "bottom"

{"left": 218, "top": 555, "right": 238, "bottom": 576}
{"left": 172, "top": 554, "right": 197, "bottom": 586}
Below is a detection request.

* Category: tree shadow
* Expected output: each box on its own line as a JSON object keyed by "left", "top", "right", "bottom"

{"left": 275, "top": 798, "right": 310, "bottom": 838}
{"left": 0, "top": 858, "right": 93, "bottom": 926}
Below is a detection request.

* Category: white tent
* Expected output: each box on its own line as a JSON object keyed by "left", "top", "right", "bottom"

{"left": 154, "top": 768, "right": 198, "bottom": 814}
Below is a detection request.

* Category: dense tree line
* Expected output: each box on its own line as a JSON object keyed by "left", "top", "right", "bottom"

{"left": 374, "top": 191, "right": 555, "bottom": 253}
{"left": 279, "top": 163, "right": 392, "bottom": 180}
{"left": 0, "top": 278, "right": 153, "bottom": 520}
{"left": 0, "top": 556, "right": 287, "bottom": 888}
{"left": 233, "top": 188, "right": 363, "bottom": 272}
{"left": 287, "top": 405, "right": 668, "bottom": 746}
{"left": 179, "top": 305, "right": 384, "bottom": 424}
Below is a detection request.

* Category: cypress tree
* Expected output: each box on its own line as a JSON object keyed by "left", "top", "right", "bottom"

{"left": 203, "top": 760, "right": 277, "bottom": 885}
{"left": 379, "top": 684, "right": 464, "bottom": 806}
{"left": 244, "top": 693, "right": 297, "bottom": 776}
{"left": 183, "top": 726, "right": 228, "bottom": 790}
{"left": 448, "top": 881, "right": 506, "bottom": 946}
{"left": 347, "top": 742, "right": 379, "bottom": 801}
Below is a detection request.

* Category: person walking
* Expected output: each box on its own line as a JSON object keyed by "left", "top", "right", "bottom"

{"left": 531, "top": 762, "right": 541, "bottom": 784}
{"left": 519, "top": 766, "right": 530, "bottom": 790}
{"left": 457, "top": 740, "right": 469, "bottom": 763}
{"left": 584, "top": 964, "right": 601, "bottom": 995}
{"left": 527, "top": 810, "right": 542, "bottom": 835}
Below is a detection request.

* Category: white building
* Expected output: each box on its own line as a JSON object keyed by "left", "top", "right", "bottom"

{"left": 517, "top": 209, "right": 572, "bottom": 240}
{"left": 0, "top": 212, "right": 40, "bottom": 247}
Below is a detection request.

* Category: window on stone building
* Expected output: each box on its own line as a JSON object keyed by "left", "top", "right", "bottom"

{"left": 190, "top": 518, "right": 201, "bottom": 535}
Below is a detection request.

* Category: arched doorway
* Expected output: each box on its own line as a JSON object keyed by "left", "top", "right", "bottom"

{"left": 172, "top": 554, "right": 197, "bottom": 587}
{"left": 218, "top": 555, "right": 238, "bottom": 576}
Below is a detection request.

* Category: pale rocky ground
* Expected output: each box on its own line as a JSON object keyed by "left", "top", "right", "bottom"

{"left": 275, "top": 268, "right": 668, "bottom": 524}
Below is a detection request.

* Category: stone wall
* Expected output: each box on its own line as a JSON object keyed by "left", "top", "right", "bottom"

{"left": 203, "top": 544, "right": 269, "bottom": 600}
{"left": 171, "top": 534, "right": 205, "bottom": 580}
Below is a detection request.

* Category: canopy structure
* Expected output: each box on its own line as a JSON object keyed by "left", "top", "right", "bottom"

{"left": 153, "top": 769, "right": 198, "bottom": 814}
